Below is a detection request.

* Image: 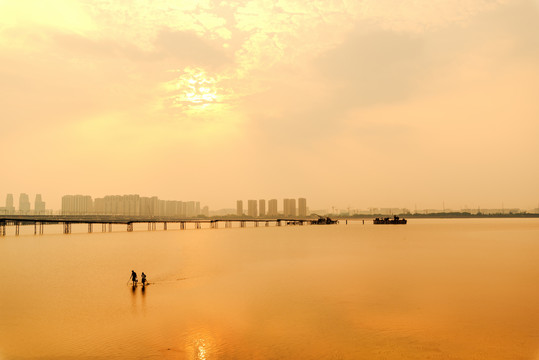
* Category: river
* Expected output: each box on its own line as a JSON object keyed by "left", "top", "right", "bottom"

{"left": 1, "top": 219, "right": 539, "bottom": 359}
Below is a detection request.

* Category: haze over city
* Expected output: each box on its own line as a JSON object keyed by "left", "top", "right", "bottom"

{"left": 1, "top": 0, "right": 538, "bottom": 211}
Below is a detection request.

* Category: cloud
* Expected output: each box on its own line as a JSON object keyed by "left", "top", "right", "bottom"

{"left": 357, "top": 0, "right": 512, "bottom": 32}
{"left": 315, "top": 30, "right": 426, "bottom": 109}
{"left": 155, "top": 29, "right": 231, "bottom": 69}
{"left": 1, "top": 0, "right": 538, "bottom": 209}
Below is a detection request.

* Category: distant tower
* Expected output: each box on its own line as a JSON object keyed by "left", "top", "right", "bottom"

{"left": 236, "top": 200, "right": 243, "bottom": 216}
{"left": 5, "top": 194, "right": 15, "bottom": 214}
{"left": 283, "top": 199, "right": 289, "bottom": 216}
{"left": 259, "top": 199, "right": 266, "bottom": 217}
{"left": 290, "top": 198, "right": 296, "bottom": 217}
{"left": 34, "top": 194, "right": 46, "bottom": 214}
{"left": 19, "top": 193, "right": 31, "bottom": 214}
{"left": 298, "top": 198, "right": 307, "bottom": 217}
{"left": 268, "top": 199, "right": 278, "bottom": 217}
{"left": 283, "top": 198, "right": 297, "bottom": 217}
{"left": 247, "top": 200, "right": 258, "bottom": 217}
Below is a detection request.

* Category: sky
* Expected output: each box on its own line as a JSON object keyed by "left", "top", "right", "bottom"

{"left": 1, "top": 0, "right": 538, "bottom": 211}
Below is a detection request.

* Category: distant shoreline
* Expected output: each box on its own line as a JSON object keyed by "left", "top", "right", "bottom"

{"left": 339, "top": 213, "right": 539, "bottom": 219}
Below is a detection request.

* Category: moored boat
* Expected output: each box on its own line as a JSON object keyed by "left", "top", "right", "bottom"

{"left": 373, "top": 215, "right": 407, "bottom": 224}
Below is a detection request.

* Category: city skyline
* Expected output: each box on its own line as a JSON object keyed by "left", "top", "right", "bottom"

{"left": 1, "top": 1, "right": 538, "bottom": 212}
{"left": 1, "top": 192, "right": 537, "bottom": 215}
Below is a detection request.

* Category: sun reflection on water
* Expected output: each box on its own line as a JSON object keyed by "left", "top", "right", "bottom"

{"left": 185, "top": 330, "right": 215, "bottom": 360}
{"left": 195, "top": 338, "right": 207, "bottom": 360}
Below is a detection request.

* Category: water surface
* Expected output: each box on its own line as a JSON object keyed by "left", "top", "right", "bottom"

{"left": 1, "top": 219, "right": 539, "bottom": 359}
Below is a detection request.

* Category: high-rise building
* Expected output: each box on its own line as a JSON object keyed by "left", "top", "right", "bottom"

{"left": 99, "top": 195, "right": 141, "bottom": 215}
{"left": 150, "top": 196, "right": 160, "bottom": 216}
{"left": 64, "top": 193, "right": 203, "bottom": 217}
{"left": 248, "top": 200, "right": 258, "bottom": 217}
{"left": 19, "top": 193, "right": 31, "bottom": 214}
{"left": 268, "top": 199, "right": 278, "bottom": 217}
{"left": 165, "top": 200, "right": 177, "bottom": 216}
{"left": 259, "top": 199, "right": 266, "bottom": 217}
{"left": 5, "top": 194, "right": 15, "bottom": 214}
{"left": 290, "top": 198, "right": 296, "bottom": 217}
{"left": 298, "top": 198, "right": 307, "bottom": 217}
{"left": 185, "top": 201, "right": 196, "bottom": 217}
{"left": 283, "top": 198, "right": 296, "bottom": 217}
{"left": 94, "top": 198, "right": 105, "bottom": 214}
{"left": 62, "top": 195, "right": 93, "bottom": 215}
{"left": 34, "top": 194, "right": 46, "bottom": 214}
{"left": 179, "top": 201, "right": 187, "bottom": 217}
{"left": 237, "top": 200, "right": 243, "bottom": 216}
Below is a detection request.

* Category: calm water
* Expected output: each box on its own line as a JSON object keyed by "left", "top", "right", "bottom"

{"left": 1, "top": 219, "right": 539, "bottom": 359}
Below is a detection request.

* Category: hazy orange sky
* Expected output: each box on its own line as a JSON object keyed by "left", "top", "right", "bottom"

{"left": 1, "top": 0, "right": 538, "bottom": 211}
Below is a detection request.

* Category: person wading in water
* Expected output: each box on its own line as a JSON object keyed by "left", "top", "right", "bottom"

{"left": 130, "top": 270, "right": 138, "bottom": 286}
{"left": 141, "top": 272, "right": 147, "bottom": 287}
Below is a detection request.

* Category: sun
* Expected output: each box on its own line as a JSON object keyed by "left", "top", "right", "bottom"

{"left": 169, "top": 67, "right": 222, "bottom": 111}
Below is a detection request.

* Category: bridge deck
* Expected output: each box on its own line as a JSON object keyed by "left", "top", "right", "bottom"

{"left": 0, "top": 215, "right": 322, "bottom": 236}
{"left": 0, "top": 215, "right": 314, "bottom": 224}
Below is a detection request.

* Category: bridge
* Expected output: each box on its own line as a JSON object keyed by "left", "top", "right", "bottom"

{"left": 0, "top": 215, "right": 321, "bottom": 236}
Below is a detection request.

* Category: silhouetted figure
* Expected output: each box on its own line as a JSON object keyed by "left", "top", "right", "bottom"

{"left": 141, "top": 272, "right": 147, "bottom": 287}
{"left": 130, "top": 270, "right": 138, "bottom": 286}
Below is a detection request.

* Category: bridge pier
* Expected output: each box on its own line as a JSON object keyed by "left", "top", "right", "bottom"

{"left": 88, "top": 223, "right": 93, "bottom": 233}
{"left": 63, "top": 222, "right": 71, "bottom": 234}
{"left": 265, "top": 221, "right": 269, "bottom": 227}
{"left": 108, "top": 223, "right": 112, "bottom": 232}
{"left": 196, "top": 222, "right": 201, "bottom": 229}
{"left": 15, "top": 222, "right": 20, "bottom": 236}
{"left": 1, "top": 221, "right": 5, "bottom": 236}
{"left": 255, "top": 221, "right": 259, "bottom": 227}
{"left": 164, "top": 222, "right": 167, "bottom": 230}
{"left": 102, "top": 224, "right": 106, "bottom": 232}
{"left": 127, "top": 223, "right": 133, "bottom": 232}
{"left": 180, "top": 222, "right": 185, "bottom": 230}
{"left": 277, "top": 220, "right": 281, "bottom": 226}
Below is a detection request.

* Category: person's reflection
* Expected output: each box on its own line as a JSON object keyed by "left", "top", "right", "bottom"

{"left": 141, "top": 284, "right": 146, "bottom": 314}
{"left": 131, "top": 284, "right": 137, "bottom": 313}
{"left": 129, "top": 282, "right": 147, "bottom": 314}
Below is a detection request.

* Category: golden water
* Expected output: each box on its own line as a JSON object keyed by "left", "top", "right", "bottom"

{"left": 1, "top": 219, "right": 539, "bottom": 359}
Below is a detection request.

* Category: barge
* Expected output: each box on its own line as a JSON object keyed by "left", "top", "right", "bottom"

{"left": 373, "top": 215, "right": 407, "bottom": 224}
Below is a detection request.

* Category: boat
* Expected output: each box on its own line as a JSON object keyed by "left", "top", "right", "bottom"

{"left": 310, "top": 215, "right": 339, "bottom": 225}
{"left": 373, "top": 215, "right": 407, "bottom": 224}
